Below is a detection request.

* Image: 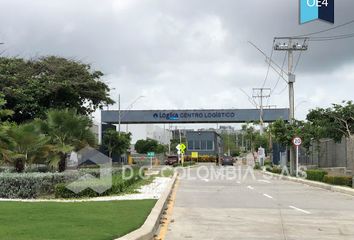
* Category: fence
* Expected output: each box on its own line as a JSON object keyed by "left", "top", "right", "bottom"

{"left": 130, "top": 154, "right": 165, "bottom": 167}
{"left": 299, "top": 137, "right": 354, "bottom": 174}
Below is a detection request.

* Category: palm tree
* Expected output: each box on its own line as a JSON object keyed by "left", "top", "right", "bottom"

{"left": 6, "top": 122, "right": 49, "bottom": 172}
{"left": 40, "top": 109, "right": 97, "bottom": 171}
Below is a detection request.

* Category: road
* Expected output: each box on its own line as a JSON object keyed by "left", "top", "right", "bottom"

{"left": 165, "top": 163, "right": 354, "bottom": 240}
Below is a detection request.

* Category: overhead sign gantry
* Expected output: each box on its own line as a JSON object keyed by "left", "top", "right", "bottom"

{"left": 101, "top": 108, "right": 289, "bottom": 124}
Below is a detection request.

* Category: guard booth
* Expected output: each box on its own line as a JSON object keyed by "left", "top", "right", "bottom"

{"left": 185, "top": 131, "right": 222, "bottom": 157}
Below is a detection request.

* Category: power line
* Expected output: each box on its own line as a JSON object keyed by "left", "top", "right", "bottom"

{"left": 239, "top": 88, "right": 259, "bottom": 108}
{"left": 293, "top": 19, "right": 354, "bottom": 37}
{"left": 271, "top": 52, "right": 287, "bottom": 95}
{"left": 308, "top": 33, "right": 354, "bottom": 41}
{"left": 275, "top": 84, "right": 288, "bottom": 95}
{"left": 262, "top": 40, "right": 275, "bottom": 88}
{"left": 248, "top": 41, "right": 288, "bottom": 82}
{"left": 293, "top": 50, "right": 303, "bottom": 73}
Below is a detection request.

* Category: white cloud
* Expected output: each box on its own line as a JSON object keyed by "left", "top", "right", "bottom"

{"left": 1, "top": 0, "right": 354, "bottom": 140}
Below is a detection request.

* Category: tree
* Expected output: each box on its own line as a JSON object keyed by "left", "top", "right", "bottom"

{"left": 135, "top": 139, "right": 166, "bottom": 154}
{"left": 241, "top": 123, "right": 258, "bottom": 152}
{"left": 0, "top": 94, "right": 15, "bottom": 163}
{"left": 170, "top": 138, "right": 186, "bottom": 154}
{"left": 254, "top": 133, "right": 269, "bottom": 153}
{"left": 39, "top": 109, "right": 97, "bottom": 171}
{"left": 102, "top": 130, "right": 132, "bottom": 158}
{"left": 0, "top": 123, "right": 14, "bottom": 164}
{"left": 0, "top": 56, "right": 114, "bottom": 123}
{"left": 0, "top": 93, "right": 13, "bottom": 122}
{"left": 6, "top": 122, "right": 49, "bottom": 172}
{"left": 307, "top": 101, "right": 354, "bottom": 142}
{"left": 270, "top": 119, "right": 321, "bottom": 151}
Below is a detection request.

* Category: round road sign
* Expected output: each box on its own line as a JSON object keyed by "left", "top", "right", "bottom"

{"left": 292, "top": 137, "right": 302, "bottom": 146}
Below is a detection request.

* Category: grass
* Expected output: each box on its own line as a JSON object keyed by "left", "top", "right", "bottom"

{"left": 159, "top": 168, "right": 175, "bottom": 178}
{"left": 0, "top": 200, "right": 157, "bottom": 240}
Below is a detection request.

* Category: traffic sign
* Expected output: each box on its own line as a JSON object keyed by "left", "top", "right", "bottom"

{"left": 176, "top": 144, "right": 186, "bottom": 154}
{"left": 191, "top": 152, "right": 198, "bottom": 158}
{"left": 147, "top": 152, "right": 155, "bottom": 158}
{"left": 292, "top": 137, "right": 302, "bottom": 146}
{"left": 292, "top": 137, "right": 302, "bottom": 178}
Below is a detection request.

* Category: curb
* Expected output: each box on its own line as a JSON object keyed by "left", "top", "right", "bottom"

{"left": 116, "top": 172, "right": 178, "bottom": 240}
{"left": 263, "top": 171, "right": 354, "bottom": 196}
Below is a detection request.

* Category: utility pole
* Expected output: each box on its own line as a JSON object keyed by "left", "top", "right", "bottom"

{"left": 118, "top": 94, "right": 121, "bottom": 136}
{"left": 236, "top": 131, "right": 239, "bottom": 149}
{"left": 227, "top": 128, "right": 231, "bottom": 156}
{"left": 252, "top": 88, "right": 271, "bottom": 135}
{"left": 274, "top": 37, "right": 308, "bottom": 175}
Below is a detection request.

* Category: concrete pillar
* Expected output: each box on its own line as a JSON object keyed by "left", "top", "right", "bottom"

{"left": 346, "top": 136, "right": 354, "bottom": 176}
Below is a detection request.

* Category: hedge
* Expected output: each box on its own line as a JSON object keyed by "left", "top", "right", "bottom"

{"left": 173, "top": 161, "right": 196, "bottom": 168}
{"left": 184, "top": 155, "right": 217, "bottom": 162}
{"left": 306, "top": 170, "right": 328, "bottom": 182}
{"left": 265, "top": 166, "right": 283, "bottom": 174}
{"left": 323, "top": 175, "right": 352, "bottom": 187}
{"left": 0, "top": 168, "right": 124, "bottom": 199}
{"left": 0, "top": 172, "right": 79, "bottom": 199}
{"left": 54, "top": 169, "right": 143, "bottom": 198}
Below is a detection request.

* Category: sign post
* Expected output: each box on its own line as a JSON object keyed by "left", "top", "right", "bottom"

{"left": 292, "top": 137, "right": 302, "bottom": 177}
{"left": 147, "top": 152, "right": 155, "bottom": 169}
{"left": 176, "top": 144, "right": 186, "bottom": 166}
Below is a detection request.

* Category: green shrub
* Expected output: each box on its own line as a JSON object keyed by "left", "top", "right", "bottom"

{"left": 54, "top": 169, "right": 143, "bottom": 199}
{"left": 306, "top": 170, "right": 328, "bottom": 182}
{"left": 0, "top": 168, "right": 124, "bottom": 199}
{"left": 264, "top": 160, "right": 272, "bottom": 166}
{"left": 323, "top": 175, "right": 352, "bottom": 187}
{"left": 173, "top": 161, "right": 196, "bottom": 168}
{"left": 196, "top": 155, "right": 217, "bottom": 162}
{"left": 231, "top": 150, "right": 240, "bottom": 157}
{"left": 0, "top": 172, "right": 79, "bottom": 199}
{"left": 271, "top": 166, "right": 282, "bottom": 174}
{"left": 265, "top": 166, "right": 283, "bottom": 174}
{"left": 253, "top": 163, "right": 261, "bottom": 170}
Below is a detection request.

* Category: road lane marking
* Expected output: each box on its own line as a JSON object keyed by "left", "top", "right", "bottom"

{"left": 263, "top": 194, "right": 273, "bottom": 199}
{"left": 236, "top": 181, "right": 241, "bottom": 184}
{"left": 247, "top": 186, "right": 254, "bottom": 190}
{"left": 201, "top": 178, "right": 209, "bottom": 182}
{"left": 289, "top": 205, "right": 311, "bottom": 214}
{"left": 258, "top": 180, "right": 271, "bottom": 184}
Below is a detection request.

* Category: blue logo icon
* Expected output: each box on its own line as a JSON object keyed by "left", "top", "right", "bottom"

{"left": 300, "top": 0, "right": 334, "bottom": 24}
{"left": 153, "top": 113, "right": 158, "bottom": 118}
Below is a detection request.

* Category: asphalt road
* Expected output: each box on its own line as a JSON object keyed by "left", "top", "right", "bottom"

{"left": 165, "top": 163, "right": 354, "bottom": 240}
